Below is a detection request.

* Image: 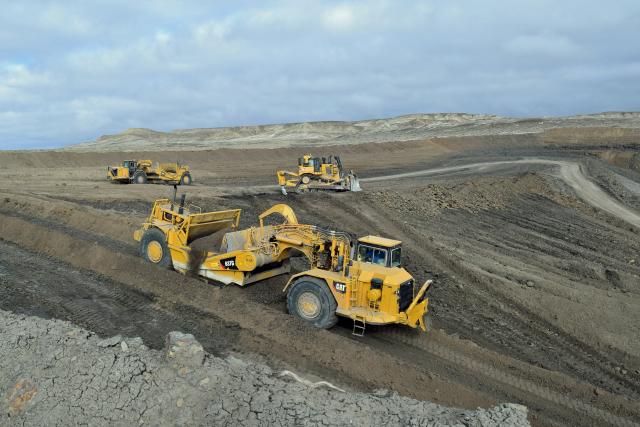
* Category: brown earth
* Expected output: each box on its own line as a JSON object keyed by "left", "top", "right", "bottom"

{"left": 65, "top": 112, "right": 640, "bottom": 151}
{"left": 1, "top": 127, "right": 640, "bottom": 426}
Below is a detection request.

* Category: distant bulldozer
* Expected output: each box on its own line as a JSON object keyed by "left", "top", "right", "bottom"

{"left": 107, "top": 160, "right": 192, "bottom": 185}
{"left": 277, "top": 154, "right": 361, "bottom": 195}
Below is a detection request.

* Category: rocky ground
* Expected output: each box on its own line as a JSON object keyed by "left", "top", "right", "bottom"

{"left": 0, "top": 310, "right": 529, "bottom": 426}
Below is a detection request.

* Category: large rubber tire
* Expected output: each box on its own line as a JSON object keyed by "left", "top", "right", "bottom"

{"left": 287, "top": 277, "right": 338, "bottom": 329}
{"left": 133, "top": 170, "right": 148, "bottom": 184}
{"left": 139, "top": 228, "right": 172, "bottom": 268}
{"left": 180, "top": 172, "right": 192, "bottom": 186}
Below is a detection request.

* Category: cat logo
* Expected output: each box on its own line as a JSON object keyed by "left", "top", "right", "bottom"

{"left": 334, "top": 282, "right": 347, "bottom": 293}
{"left": 220, "top": 257, "right": 238, "bottom": 270}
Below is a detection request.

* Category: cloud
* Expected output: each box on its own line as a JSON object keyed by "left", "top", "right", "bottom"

{"left": 504, "top": 33, "right": 584, "bottom": 59}
{"left": 323, "top": 5, "right": 356, "bottom": 32}
{"left": 1, "top": 64, "right": 51, "bottom": 88}
{"left": 0, "top": 0, "right": 639, "bottom": 149}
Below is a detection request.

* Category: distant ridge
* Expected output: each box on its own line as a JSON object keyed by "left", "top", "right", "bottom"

{"left": 66, "top": 112, "right": 640, "bottom": 152}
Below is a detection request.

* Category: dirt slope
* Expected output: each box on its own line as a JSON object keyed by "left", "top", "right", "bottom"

{"left": 62, "top": 112, "right": 640, "bottom": 152}
{"left": 365, "top": 158, "right": 640, "bottom": 230}
{"left": 1, "top": 129, "right": 640, "bottom": 426}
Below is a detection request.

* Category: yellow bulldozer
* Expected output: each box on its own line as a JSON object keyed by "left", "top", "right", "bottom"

{"left": 133, "top": 193, "right": 431, "bottom": 334}
{"left": 107, "top": 160, "right": 192, "bottom": 185}
{"left": 277, "top": 154, "right": 361, "bottom": 195}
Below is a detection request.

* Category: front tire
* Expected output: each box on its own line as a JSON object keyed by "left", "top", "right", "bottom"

{"left": 133, "top": 170, "right": 148, "bottom": 184}
{"left": 140, "top": 228, "right": 172, "bottom": 268}
{"left": 180, "top": 172, "right": 192, "bottom": 185}
{"left": 287, "top": 277, "right": 337, "bottom": 329}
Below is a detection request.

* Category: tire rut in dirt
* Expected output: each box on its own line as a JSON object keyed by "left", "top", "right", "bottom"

{"left": 359, "top": 193, "right": 640, "bottom": 397}
{"left": 0, "top": 239, "right": 239, "bottom": 355}
{"left": 85, "top": 188, "right": 640, "bottom": 411}
{"left": 411, "top": 198, "right": 640, "bottom": 396}
{"left": 0, "top": 207, "right": 137, "bottom": 256}
{"left": 359, "top": 327, "right": 639, "bottom": 427}
{"left": 287, "top": 193, "right": 640, "bottom": 425}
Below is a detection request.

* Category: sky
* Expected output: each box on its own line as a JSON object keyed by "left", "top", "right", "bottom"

{"left": 1, "top": 1, "right": 639, "bottom": 149}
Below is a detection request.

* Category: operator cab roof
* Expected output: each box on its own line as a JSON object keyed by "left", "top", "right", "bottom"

{"left": 358, "top": 235, "right": 402, "bottom": 248}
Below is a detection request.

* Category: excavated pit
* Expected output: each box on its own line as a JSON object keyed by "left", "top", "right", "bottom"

{"left": 1, "top": 132, "right": 640, "bottom": 426}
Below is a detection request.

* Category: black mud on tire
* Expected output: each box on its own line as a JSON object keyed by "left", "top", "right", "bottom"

{"left": 180, "top": 172, "right": 192, "bottom": 186}
{"left": 133, "top": 171, "right": 148, "bottom": 184}
{"left": 140, "top": 228, "right": 172, "bottom": 268}
{"left": 286, "top": 277, "right": 338, "bottom": 329}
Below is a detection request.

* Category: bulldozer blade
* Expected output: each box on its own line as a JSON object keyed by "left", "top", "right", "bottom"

{"left": 280, "top": 186, "right": 288, "bottom": 196}
{"left": 349, "top": 176, "right": 362, "bottom": 192}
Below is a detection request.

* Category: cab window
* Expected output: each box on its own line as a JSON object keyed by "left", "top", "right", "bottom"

{"left": 357, "top": 244, "right": 388, "bottom": 266}
{"left": 391, "top": 248, "right": 401, "bottom": 267}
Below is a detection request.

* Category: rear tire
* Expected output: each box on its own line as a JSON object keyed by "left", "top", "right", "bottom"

{"left": 287, "top": 277, "right": 337, "bottom": 329}
{"left": 180, "top": 172, "right": 192, "bottom": 185}
{"left": 133, "top": 170, "right": 148, "bottom": 184}
{"left": 140, "top": 228, "right": 172, "bottom": 268}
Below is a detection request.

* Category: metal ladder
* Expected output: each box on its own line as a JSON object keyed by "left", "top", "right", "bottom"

{"left": 353, "top": 315, "right": 366, "bottom": 336}
{"left": 350, "top": 280, "right": 366, "bottom": 336}
{"left": 349, "top": 278, "right": 358, "bottom": 307}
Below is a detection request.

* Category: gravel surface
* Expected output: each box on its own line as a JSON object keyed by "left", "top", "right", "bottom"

{"left": 0, "top": 310, "right": 530, "bottom": 426}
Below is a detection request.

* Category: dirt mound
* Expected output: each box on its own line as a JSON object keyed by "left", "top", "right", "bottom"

{"left": 0, "top": 310, "right": 530, "bottom": 426}
{"left": 367, "top": 173, "right": 566, "bottom": 215}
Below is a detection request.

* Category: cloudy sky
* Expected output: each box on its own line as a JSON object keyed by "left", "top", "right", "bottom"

{"left": 1, "top": 1, "right": 639, "bottom": 149}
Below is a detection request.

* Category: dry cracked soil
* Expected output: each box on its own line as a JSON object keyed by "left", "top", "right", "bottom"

{"left": 1, "top": 121, "right": 640, "bottom": 426}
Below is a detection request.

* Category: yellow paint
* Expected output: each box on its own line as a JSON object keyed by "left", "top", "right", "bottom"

{"left": 276, "top": 154, "right": 359, "bottom": 192}
{"left": 107, "top": 159, "right": 192, "bottom": 184}
{"left": 146, "top": 241, "right": 163, "bottom": 263}
{"left": 358, "top": 235, "right": 402, "bottom": 248}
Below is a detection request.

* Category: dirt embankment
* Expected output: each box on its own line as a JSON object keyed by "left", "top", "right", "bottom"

{"left": 0, "top": 310, "right": 530, "bottom": 426}
{"left": 543, "top": 127, "right": 640, "bottom": 146}
{"left": 64, "top": 112, "right": 640, "bottom": 152}
{"left": 0, "top": 136, "right": 528, "bottom": 172}
{"left": 598, "top": 150, "right": 640, "bottom": 171}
